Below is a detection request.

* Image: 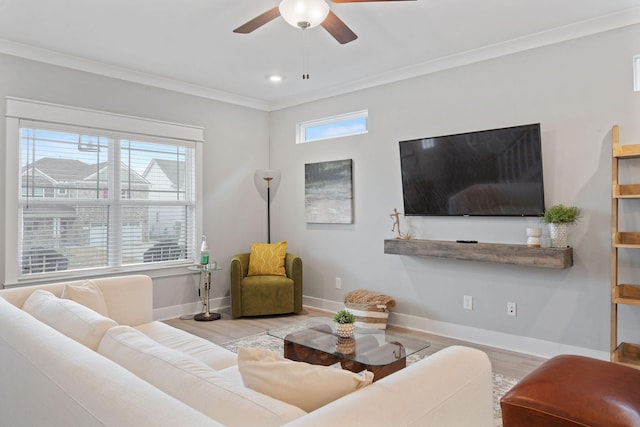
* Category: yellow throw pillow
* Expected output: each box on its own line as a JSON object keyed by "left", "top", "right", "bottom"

{"left": 247, "top": 241, "right": 287, "bottom": 276}
{"left": 237, "top": 347, "right": 373, "bottom": 412}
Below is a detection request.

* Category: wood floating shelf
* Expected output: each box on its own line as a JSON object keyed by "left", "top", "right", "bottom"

{"left": 384, "top": 239, "right": 573, "bottom": 269}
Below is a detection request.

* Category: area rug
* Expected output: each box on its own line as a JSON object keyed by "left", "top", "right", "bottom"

{"left": 221, "top": 332, "right": 517, "bottom": 426}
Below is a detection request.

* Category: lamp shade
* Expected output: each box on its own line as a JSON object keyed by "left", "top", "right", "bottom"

{"left": 279, "top": 0, "right": 330, "bottom": 29}
{"left": 254, "top": 169, "right": 282, "bottom": 201}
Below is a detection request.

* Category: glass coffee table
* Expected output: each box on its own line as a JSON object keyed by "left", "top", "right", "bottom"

{"left": 268, "top": 317, "right": 430, "bottom": 381}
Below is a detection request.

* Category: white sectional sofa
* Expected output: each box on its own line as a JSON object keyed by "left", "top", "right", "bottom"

{"left": 0, "top": 274, "right": 495, "bottom": 427}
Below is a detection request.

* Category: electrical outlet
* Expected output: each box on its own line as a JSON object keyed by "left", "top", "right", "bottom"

{"left": 507, "top": 302, "right": 517, "bottom": 316}
{"left": 335, "top": 277, "right": 342, "bottom": 289}
{"left": 463, "top": 295, "right": 473, "bottom": 310}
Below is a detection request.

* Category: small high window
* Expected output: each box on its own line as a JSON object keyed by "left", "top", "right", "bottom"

{"left": 297, "top": 110, "right": 368, "bottom": 144}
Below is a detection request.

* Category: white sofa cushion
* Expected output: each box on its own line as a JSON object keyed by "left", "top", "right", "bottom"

{"left": 98, "top": 326, "right": 306, "bottom": 427}
{"left": 22, "top": 290, "right": 117, "bottom": 351}
{"left": 0, "top": 297, "right": 223, "bottom": 427}
{"left": 61, "top": 280, "right": 109, "bottom": 317}
{"left": 237, "top": 347, "right": 374, "bottom": 412}
{"left": 280, "top": 345, "right": 494, "bottom": 427}
{"left": 135, "top": 321, "right": 237, "bottom": 370}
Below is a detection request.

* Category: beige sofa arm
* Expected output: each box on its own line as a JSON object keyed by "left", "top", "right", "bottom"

{"left": 90, "top": 275, "right": 153, "bottom": 326}
{"left": 282, "top": 346, "right": 494, "bottom": 427}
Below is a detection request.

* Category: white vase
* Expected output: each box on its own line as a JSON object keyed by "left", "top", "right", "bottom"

{"left": 526, "top": 227, "right": 542, "bottom": 247}
{"left": 548, "top": 223, "right": 568, "bottom": 248}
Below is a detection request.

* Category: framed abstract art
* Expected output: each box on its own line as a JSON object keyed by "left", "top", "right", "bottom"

{"left": 304, "top": 159, "right": 353, "bottom": 224}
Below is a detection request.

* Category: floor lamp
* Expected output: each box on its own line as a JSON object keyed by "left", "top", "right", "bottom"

{"left": 264, "top": 176, "right": 273, "bottom": 243}
{"left": 254, "top": 169, "right": 281, "bottom": 244}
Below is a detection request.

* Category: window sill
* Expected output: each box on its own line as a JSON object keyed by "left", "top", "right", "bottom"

{"left": 3, "top": 260, "right": 198, "bottom": 289}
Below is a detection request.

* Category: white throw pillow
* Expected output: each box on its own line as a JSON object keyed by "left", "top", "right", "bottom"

{"left": 238, "top": 347, "right": 374, "bottom": 412}
{"left": 22, "top": 289, "right": 117, "bottom": 350}
{"left": 98, "top": 326, "right": 305, "bottom": 427}
{"left": 61, "top": 280, "right": 109, "bottom": 317}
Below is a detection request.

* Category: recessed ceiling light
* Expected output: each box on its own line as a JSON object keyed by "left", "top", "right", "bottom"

{"left": 269, "top": 75, "right": 283, "bottom": 83}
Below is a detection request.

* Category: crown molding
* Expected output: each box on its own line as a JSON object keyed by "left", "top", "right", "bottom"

{"left": 0, "top": 38, "right": 270, "bottom": 111}
{"left": 1, "top": 6, "right": 639, "bottom": 113}
{"left": 269, "top": 6, "right": 640, "bottom": 111}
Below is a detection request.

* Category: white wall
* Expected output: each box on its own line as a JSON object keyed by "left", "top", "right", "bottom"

{"left": 269, "top": 24, "right": 640, "bottom": 357}
{"left": 0, "top": 53, "right": 270, "bottom": 310}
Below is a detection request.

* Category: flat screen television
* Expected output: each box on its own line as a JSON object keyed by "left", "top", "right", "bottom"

{"left": 399, "top": 123, "right": 545, "bottom": 216}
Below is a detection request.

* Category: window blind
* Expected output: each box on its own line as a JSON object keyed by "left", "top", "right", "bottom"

{"left": 18, "top": 120, "right": 196, "bottom": 276}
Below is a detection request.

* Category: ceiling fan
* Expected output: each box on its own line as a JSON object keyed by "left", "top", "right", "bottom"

{"left": 233, "top": 0, "right": 415, "bottom": 45}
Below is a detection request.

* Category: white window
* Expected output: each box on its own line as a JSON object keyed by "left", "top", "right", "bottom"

{"left": 297, "top": 110, "right": 368, "bottom": 144}
{"left": 5, "top": 98, "right": 203, "bottom": 284}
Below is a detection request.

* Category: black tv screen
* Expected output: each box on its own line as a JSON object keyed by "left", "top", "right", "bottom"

{"left": 399, "top": 123, "right": 545, "bottom": 216}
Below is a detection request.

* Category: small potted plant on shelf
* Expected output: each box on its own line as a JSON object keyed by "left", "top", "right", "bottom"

{"left": 333, "top": 309, "right": 356, "bottom": 338}
{"left": 541, "top": 204, "right": 581, "bottom": 248}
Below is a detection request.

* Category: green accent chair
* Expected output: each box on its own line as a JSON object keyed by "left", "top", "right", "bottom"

{"left": 230, "top": 252, "right": 303, "bottom": 318}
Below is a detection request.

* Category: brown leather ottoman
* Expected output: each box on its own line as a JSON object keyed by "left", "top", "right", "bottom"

{"left": 501, "top": 354, "right": 640, "bottom": 427}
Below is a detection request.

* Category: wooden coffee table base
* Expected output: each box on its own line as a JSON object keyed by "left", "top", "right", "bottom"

{"left": 284, "top": 340, "right": 406, "bottom": 381}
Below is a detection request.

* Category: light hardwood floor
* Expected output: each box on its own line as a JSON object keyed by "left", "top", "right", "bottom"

{"left": 164, "top": 306, "right": 546, "bottom": 380}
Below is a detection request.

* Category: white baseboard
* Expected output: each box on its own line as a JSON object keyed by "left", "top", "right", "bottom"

{"left": 302, "top": 295, "right": 609, "bottom": 361}
{"left": 154, "top": 294, "right": 609, "bottom": 361}
{"left": 302, "top": 296, "right": 343, "bottom": 313}
{"left": 153, "top": 296, "right": 230, "bottom": 321}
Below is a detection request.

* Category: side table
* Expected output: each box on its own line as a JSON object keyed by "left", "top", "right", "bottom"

{"left": 188, "top": 264, "right": 222, "bottom": 321}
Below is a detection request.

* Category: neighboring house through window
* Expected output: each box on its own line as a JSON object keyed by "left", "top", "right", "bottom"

{"left": 5, "top": 98, "right": 204, "bottom": 284}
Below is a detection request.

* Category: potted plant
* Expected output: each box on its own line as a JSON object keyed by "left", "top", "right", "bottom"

{"left": 541, "top": 204, "right": 581, "bottom": 248}
{"left": 333, "top": 309, "right": 356, "bottom": 337}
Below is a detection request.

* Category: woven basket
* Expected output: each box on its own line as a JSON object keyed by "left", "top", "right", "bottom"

{"left": 344, "top": 302, "right": 390, "bottom": 330}
{"left": 344, "top": 289, "right": 396, "bottom": 330}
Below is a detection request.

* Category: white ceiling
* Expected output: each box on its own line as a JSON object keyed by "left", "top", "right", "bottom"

{"left": 1, "top": 0, "right": 639, "bottom": 111}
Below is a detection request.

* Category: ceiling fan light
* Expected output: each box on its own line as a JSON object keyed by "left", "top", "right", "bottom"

{"left": 279, "top": 0, "right": 330, "bottom": 29}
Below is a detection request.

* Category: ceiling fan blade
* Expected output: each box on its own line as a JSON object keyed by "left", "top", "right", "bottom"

{"left": 321, "top": 11, "right": 358, "bottom": 44}
{"left": 331, "top": 0, "right": 415, "bottom": 2}
{"left": 233, "top": 7, "right": 281, "bottom": 34}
